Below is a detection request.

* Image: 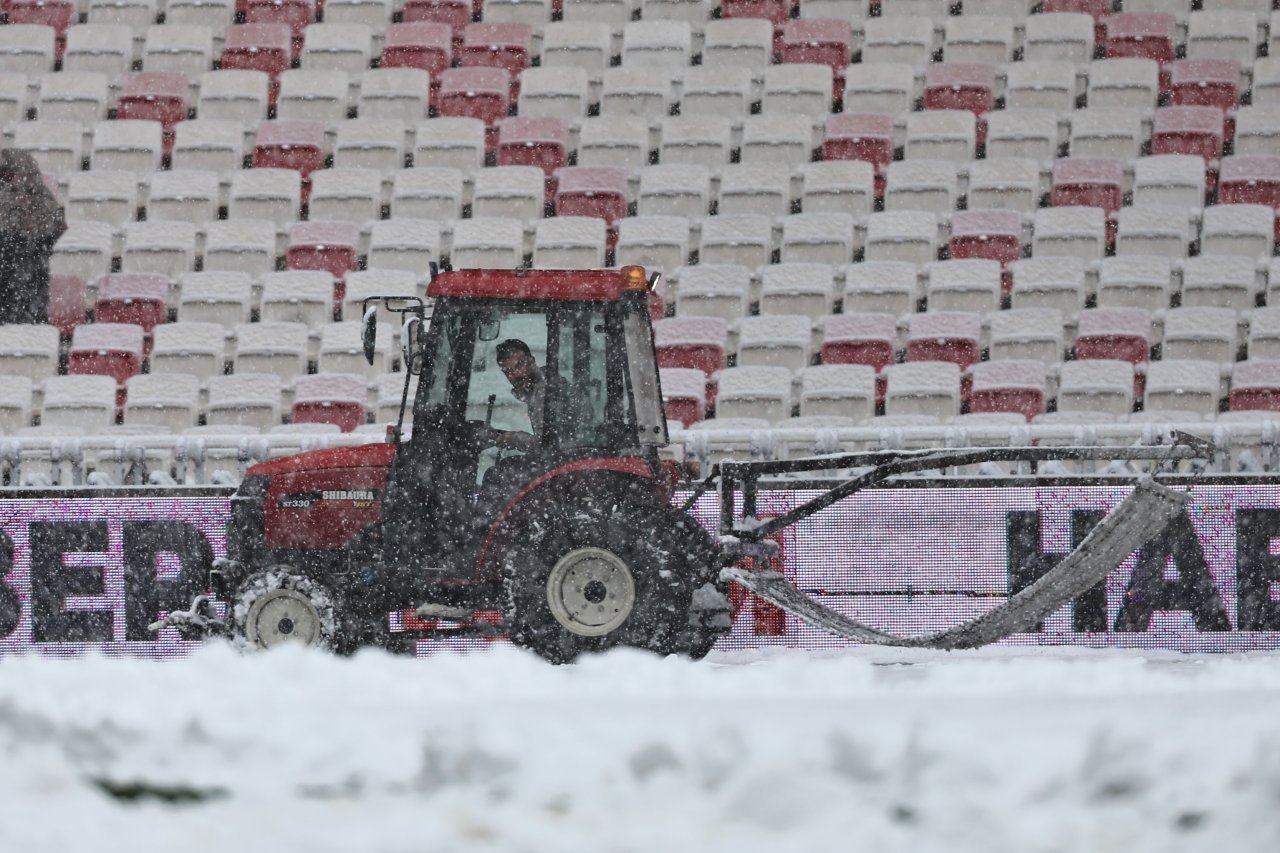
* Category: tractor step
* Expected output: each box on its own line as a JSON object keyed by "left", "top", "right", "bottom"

{"left": 723, "top": 477, "right": 1188, "bottom": 649}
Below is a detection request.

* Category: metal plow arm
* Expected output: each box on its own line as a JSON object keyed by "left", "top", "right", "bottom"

{"left": 722, "top": 478, "right": 1187, "bottom": 649}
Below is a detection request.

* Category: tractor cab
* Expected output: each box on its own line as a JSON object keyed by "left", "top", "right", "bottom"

{"left": 372, "top": 266, "right": 672, "bottom": 584}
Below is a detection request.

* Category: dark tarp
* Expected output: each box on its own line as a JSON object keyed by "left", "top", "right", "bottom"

{"left": 0, "top": 149, "right": 68, "bottom": 324}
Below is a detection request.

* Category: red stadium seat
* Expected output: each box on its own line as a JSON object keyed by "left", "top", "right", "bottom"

{"left": 968, "top": 360, "right": 1047, "bottom": 422}
{"left": 292, "top": 373, "right": 368, "bottom": 432}
{"left": 68, "top": 322, "right": 145, "bottom": 388}
{"left": 554, "top": 166, "right": 628, "bottom": 225}
{"left": 6, "top": 0, "right": 75, "bottom": 61}
{"left": 1104, "top": 12, "right": 1177, "bottom": 66}
{"left": 1169, "top": 59, "right": 1240, "bottom": 115}
{"left": 905, "top": 311, "right": 982, "bottom": 371}
{"left": 93, "top": 274, "right": 170, "bottom": 346}
{"left": 381, "top": 22, "right": 453, "bottom": 80}
{"left": 659, "top": 367, "right": 707, "bottom": 427}
{"left": 496, "top": 116, "right": 568, "bottom": 178}
{"left": 457, "top": 23, "right": 531, "bottom": 81}
{"left": 244, "top": 0, "right": 315, "bottom": 56}
{"left": 1051, "top": 157, "right": 1125, "bottom": 214}
{"left": 819, "top": 312, "right": 897, "bottom": 372}
{"left": 1230, "top": 360, "right": 1280, "bottom": 412}
{"left": 822, "top": 113, "right": 893, "bottom": 199}
{"left": 720, "top": 0, "right": 790, "bottom": 28}
{"left": 47, "top": 274, "right": 86, "bottom": 336}
{"left": 1074, "top": 307, "right": 1152, "bottom": 366}
{"left": 1218, "top": 155, "right": 1280, "bottom": 241}
{"left": 436, "top": 67, "right": 511, "bottom": 148}
{"left": 923, "top": 63, "right": 994, "bottom": 143}
{"left": 1042, "top": 0, "right": 1111, "bottom": 45}
{"left": 285, "top": 221, "right": 361, "bottom": 286}
{"left": 401, "top": 0, "right": 471, "bottom": 38}
{"left": 653, "top": 316, "right": 729, "bottom": 382}
{"left": 221, "top": 24, "right": 293, "bottom": 106}
{"left": 948, "top": 209, "right": 1024, "bottom": 300}
{"left": 253, "top": 119, "right": 327, "bottom": 178}
{"left": 117, "top": 73, "right": 189, "bottom": 158}
{"left": 1152, "top": 105, "right": 1225, "bottom": 164}
{"left": 781, "top": 20, "right": 852, "bottom": 100}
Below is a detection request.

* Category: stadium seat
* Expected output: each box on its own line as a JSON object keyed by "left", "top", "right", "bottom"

{"left": 1217, "top": 156, "right": 1280, "bottom": 241}
{"left": 1180, "top": 255, "right": 1261, "bottom": 312}
{"left": 1074, "top": 306, "right": 1154, "bottom": 370}
{"left": 842, "top": 261, "right": 920, "bottom": 316}
{"left": 1168, "top": 59, "right": 1241, "bottom": 114}
{"left": 1255, "top": 58, "right": 1280, "bottom": 108}
{"left": 1069, "top": 109, "right": 1147, "bottom": 161}
{"left": 318, "top": 320, "right": 392, "bottom": 376}
{"left": 1186, "top": 9, "right": 1259, "bottom": 62}
{"left": 905, "top": 310, "right": 982, "bottom": 369}
{"left": 762, "top": 64, "right": 834, "bottom": 119}
{"left": 884, "top": 160, "right": 960, "bottom": 215}
{"left": 116, "top": 72, "right": 188, "bottom": 155}
{"left": 532, "top": 217, "right": 608, "bottom": 269}
{"left": 1032, "top": 206, "right": 1107, "bottom": 263}
{"left": 0, "top": 72, "right": 33, "bottom": 126}
{"left": 291, "top": 373, "right": 368, "bottom": 432}
{"left": 343, "top": 269, "right": 420, "bottom": 321}
{"left": 621, "top": 21, "right": 692, "bottom": 68}
{"left": 680, "top": 65, "right": 755, "bottom": 118}
{"left": 285, "top": 221, "right": 361, "bottom": 285}
{"left": 65, "top": 171, "right": 140, "bottom": 229}
{"left": 203, "top": 219, "right": 279, "bottom": 277}
{"left": 1114, "top": 206, "right": 1194, "bottom": 258}
{"left": 277, "top": 69, "right": 350, "bottom": 123}
{"left": 553, "top": 165, "right": 629, "bottom": 228}
{"left": 703, "top": 19, "right": 773, "bottom": 68}
{"left": 1229, "top": 359, "right": 1280, "bottom": 412}
{"left": 948, "top": 209, "right": 1024, "bottom": 296}
{"left": 1104, "top": 12, "right": 1176, "bottom": 66}
{"left": 904, "top": 110, "right": 976, "bottom": 162}
{"left": 925, "top": 260, "right": 1002, "bottom": 314}
{"left": 1144, "top": 359, "right": 1221, "bottom": 420}
{"left": 985, "top": 109, "right": 1061, "bottom": 162}
{"left": 50, "top": 221, "right": 115, "bottom": 284}
{"left": 448, "top": 217, "right": 526, "bottom": 268}
{"left": 414, "top": 117, "right": 486, "bottom": 173}
{"left": 259, "top": 270, "right": 336, "bottom": 327}
{"left": 220, "top": 24, "right": 292, "bottom": 104}
{"left": 0, "top": 25, "right": 56, "bottom": 76}
{"left": 599, "top": 67, "right": 676, "bottom": 116}
{"left": 380, "top": 23, "right": 452, "bottom": 81}
{"left": 177, "top": 270, "right": 254, "bottom": 328}
{"left": 359, "top": 68, "right": 431, "bottom": 123}
{"left": 472, "top": 165, "right": 545, "bottom": 220}
{"left": 1163, "top": 306, "right": 1239, "bottom": 364}
{"left": 614, "top": 215, "right": 691, "bottom": 273}
{"left": 205, "top": 373, "right": 283, "bottom": 428}
{"left": 943, "top": 14, "right": 1015, "bottom": 65}
{"left": 63, "top": 25, "right": 133, "bottom": 86}
{"left": 717, "top": 163, "right": 794, "bottom": 218}
{"left": 659, "top": 116, "right": 733, "bottom": 168}
{"left": 48, "top": 275, "right": 88, "bottom": 336}
{"left": 884, "top": 361, "right": 961, "bottom": 420}
{"left": 671, "top": 265, "right": 752, "bottom": 324}
{"left": 862, "top": 17, "right": 934, "bottom": 69}
{"left": 146, "top": 170, "right": 220, "bottom": 225}
{"left": 1231, "top": 106, "right": 1280, "bottom": 158}
{"left": 366, "top": 219, "right": 443, "bottom": 275}
{"left": 91, "top": 119, "right": 164, "bottom": 176}
{"left": 819, "top": 312, "right": 898, "bottom": 372}
{"left": 94, "top": 273, "right": 170, "bottom": 339}
{"left": 227, "top": 169, "right": 303, "bottom": 228}
{"left": 483, "top": 0, "right": 551, "bottom": 27}
{"left": 41, "top": 375, "right": 119, "bottom": 430}
{"left": 988, "top": 307, "right": 1065, "bottom": 365}
{"left": 252, "top": 120, "right": 328, "bottom": 193}
{"left": 841, "top": 62, "right": 915, "bottom": 116}
{"left": 781, "top": 19, "right": 853, "bottom": 83}
{"left": 654, "top": 315, "right": 729, "bottom": 380}
{"left": 780, "top": 213, "right": 855, "bottom": 267}
{"left": 562, "top": 0, "right": 633, "bottom": 28}
{"left": 739, "top": 113, "right": 815, "bottom": 166}
{"left": 968, "top": 360, "right": 1047, "bottom": 421}
{"left": 1057, "top": 359, "right": 1135, "bottom": 419}
{"left": 374, "top": 372, "right": 418, "bottom": 424}
{"left": 299, "top": 23, "right": 372, "bottom": 75}
{"left": 0, "top": 376, "right": 35, "bottom": 433}
{"left": 121, "top": 220, "right": 198, "bottom": 277}
{"left": 1151, "top": 107, "right": 1224, "bottom": 176}
{"left": 1200, "top": 204, "right": 1275, "bottom": 260}
{"left": 1051, "top": 158, "right": 1125, "bottom": 217}
{"left": 797, "top": 363, "right": 875, "bottom": 422}
{"left": 1023, "top": 14, "right": 1094, "bottom": 64}
{"left": 1004, "top": 61, "right": 1078, "bottom": 113}
{"left": 923, "top": 63, "right": 995, "bottom": 118}
{"left": 68, "top": 322, "right": 145, "bottom": 387}
{"left": 800, "top": 160, "right": 876, "bottom": 218}
{"left": 147, "top": 321, "right": 228, "bottom": 379}
{"left": 1097, "top": 255, "right": 1175, "bottom": 310}
{"left": 390, "top": 168, "right": 464, "bottom": 221}
{"left": 821, "top": 113, "right": 894, "bottom": 180}
{"left": 123, "top": 373, "right": 201, "bottom": 430}
{"left": 496, "top": 117, "right": 569, "bottom": 177}
{"left": 0, "top": 324, "right": 60, "bottom": 382}
{"left": 540, "top": 22, "right": 612, "bottom": 73}
{"left": 575, "top": 115, "right": 651, "bottom": 169}
{"left": 457, "top": 22, "right": 531, "bottom": 79}
{"left": 699, "top": 215, "right": 774, "bottom": 270}
{"left": 38, "top": 72, "right": 111, "bottom": 124}
{"left": 436, "top": 67, "right": 510, "bottom": 134}
{"left": 713, "top": 366, "right": 795, "bottom": 424}
{"left": 759, "top": 263, "right": 834, "bottom": 320}
{"left": 736, "top": 314, "right": 814, "bottom": 372}
{"left": 323, "top": 0, "right": 392, "bottom": 33}
{"left": 659, "top": 366, "right": 707, "bottom": 427}
{"left": 1088, "top": 57, "right": 1161, "bottom": 111}
{"left": 307, "top": 168, "right": 384, "bottom": 224}
{"left": 1009, "top": 256, "right": 1088, "bottom": 317}
{"left": 864, "top": 211, "right": 940, "bottom": 266}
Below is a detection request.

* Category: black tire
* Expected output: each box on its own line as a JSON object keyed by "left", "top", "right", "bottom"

{"left": 231, "top": 568, "right": 353, "bottom": 653}
{"left": 502, "top": 499, "right": 722, "bottom": 664}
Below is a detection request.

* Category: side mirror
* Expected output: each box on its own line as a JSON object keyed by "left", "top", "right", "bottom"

{"left": 361, "top": 305, "right": 378, "bottom": 366}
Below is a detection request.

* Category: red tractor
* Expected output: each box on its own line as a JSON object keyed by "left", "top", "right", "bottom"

{"left": 173, "top": 266, "right": 732, "bottom": 662}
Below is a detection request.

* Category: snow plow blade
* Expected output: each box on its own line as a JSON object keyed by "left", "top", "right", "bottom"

{"left": 721, "top": 477, "right": 1188, "bottom": 649}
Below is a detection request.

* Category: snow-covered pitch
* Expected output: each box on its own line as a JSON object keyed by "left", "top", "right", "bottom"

{"left": 2, "top": 643, "right": 1278, "bottom": 852}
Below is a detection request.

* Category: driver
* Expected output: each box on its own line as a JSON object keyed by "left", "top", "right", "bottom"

{"left": 494, "top": 338, "right": 545, "bottom": 452}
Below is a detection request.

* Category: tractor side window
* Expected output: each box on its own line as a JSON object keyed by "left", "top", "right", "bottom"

{"left": 548, "top": 308, "right": 632, "bottom": 449}
{"left": 423, "top": 314, "right": 459, "bottom": 410}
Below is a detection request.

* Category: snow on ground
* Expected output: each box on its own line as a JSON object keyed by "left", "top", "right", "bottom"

{"left": 3, "top": 644, "right": 1280, "bottom": 853}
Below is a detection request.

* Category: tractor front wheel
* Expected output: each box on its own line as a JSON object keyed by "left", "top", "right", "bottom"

{"left": 232, "top": 569, "right": 347, "bottom": 652}
{"left": 502, "top": 500, "right": 718, "bottom": 663}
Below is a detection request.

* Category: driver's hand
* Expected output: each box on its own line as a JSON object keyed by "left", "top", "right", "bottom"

{"left": 495, "top": 430, "right": 534, "bottom": 451}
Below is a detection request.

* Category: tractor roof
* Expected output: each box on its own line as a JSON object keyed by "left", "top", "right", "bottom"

{"left": 427, "top": 269, "right": 635, "bottom": 302}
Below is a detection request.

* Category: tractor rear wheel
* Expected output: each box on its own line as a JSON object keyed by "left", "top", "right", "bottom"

{"left": 502, "top": 499, "right": 722, "bottom": 663}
